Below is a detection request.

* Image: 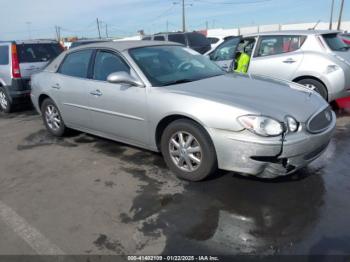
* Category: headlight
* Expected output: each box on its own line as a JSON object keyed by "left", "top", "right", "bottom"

{"left": 285, "top": 116, "right": 299, "bottom": 132}
{"left": 238, "top": 115, "right": 284, "bottom": 137}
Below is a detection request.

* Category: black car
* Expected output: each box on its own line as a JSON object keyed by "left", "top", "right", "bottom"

{"left": 142, "top": 32, "right": 211, "bottom": 54}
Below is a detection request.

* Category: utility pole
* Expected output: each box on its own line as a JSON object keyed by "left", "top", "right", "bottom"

{"left": 329, "top": 0, "right": 335, "bottom": 30}
{"left": 182, "top": 0, "right": 186, "bottom": 32}
{"left": 96, "top": 18, "right": 101, "bottom": 39}
{"left": 337, "top": 0, "right": 345, "bottom": 30}
{"left": 166, "top": 20, "right": 169, "bottom": 32}
{"left": 105, "top": 24, "right": 109, "bottom": 38}
{"left": 26, "top": 22, "right": 32, "bottom": 40}
{"left": 206, "top": 21, "right": 208, "bottom": 30}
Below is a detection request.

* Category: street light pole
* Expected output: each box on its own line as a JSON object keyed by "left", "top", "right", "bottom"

{"left": 337, "top": 0, "right": 345, "bottom": 30}
{"left": 182, "top": 0, "right": 186, "bottom": 32}
{"left": 96, "top": 18, "right": 101, "bottom": 39}
{"left": 329, "top": 0, "right": 335, "bottom": 30}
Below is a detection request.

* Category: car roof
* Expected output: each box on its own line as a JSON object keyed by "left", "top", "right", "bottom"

{"left": 245, "top": 30, "right": 341, "bottom": 37}
{"left": 73, "top": 39, "right": 110, "bottom": 43}
{"left": 0, "top": 39, "right": 59, "bottom": 44}
{"left": 67, "top": 40, "right": 182, "bottom": 53}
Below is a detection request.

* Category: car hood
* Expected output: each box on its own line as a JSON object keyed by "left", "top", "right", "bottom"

{"left": 164, "top": 74, "right": 327, "bottom": 122}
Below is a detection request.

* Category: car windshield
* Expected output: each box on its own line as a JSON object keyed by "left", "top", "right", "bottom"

{"left": 322, "top": 33, "right": 350, "bottom": 51}
{"left": 129, "top": 45, "right": 224, "bottom": 86}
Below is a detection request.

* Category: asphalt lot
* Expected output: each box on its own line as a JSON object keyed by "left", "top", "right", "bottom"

{"left": 0, "top": 107, "right": 350, "bottom": 256}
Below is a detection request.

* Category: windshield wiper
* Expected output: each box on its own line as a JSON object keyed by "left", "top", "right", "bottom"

{"left": 162, "top": 79, "right": 194, "bottom": 86}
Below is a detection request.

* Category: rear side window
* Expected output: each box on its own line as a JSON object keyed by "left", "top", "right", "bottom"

{"left": 93, "top": 51, "right": 130, "bottom": 81}
{"left": 257, "top": 35, "right": 306, "bottom": 57}
{"left": 0, "top": 46, "right": 9, "bottom": 65}
{"left": 186, "top": 33, "right": 210, "bottom": 46}
{"left": 59, "top": 49, "right": 93, "bottom": 78}
{"left": 154, "top": 35, "right": 165, "bottom": 41}
{"left": 168, "top": 34, "right": 186, "bottom": 45}
{"left": 322, "top": 33, "right": 349, "bottom": 51}
{"left": 17, "top": 43, "right": 63, "bottom": 63}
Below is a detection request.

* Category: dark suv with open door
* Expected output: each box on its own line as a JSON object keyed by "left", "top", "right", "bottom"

{"left": 142, "top": 32, "right": 211, "bottom": 54}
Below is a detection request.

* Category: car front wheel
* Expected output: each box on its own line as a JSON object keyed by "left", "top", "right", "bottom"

{"left": 161, "top": 119, "right": 218, "bottom": 181}
{"left": 41, "top": 98, "right": 67, "bottom": 137}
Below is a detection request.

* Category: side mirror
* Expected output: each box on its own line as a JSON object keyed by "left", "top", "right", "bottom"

{"left": 107, "top": 72, "right": 143, "bottom": 87}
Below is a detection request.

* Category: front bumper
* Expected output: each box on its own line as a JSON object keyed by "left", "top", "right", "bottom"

{"left": 209, "top": 112, "right": 336, "bottom": 178}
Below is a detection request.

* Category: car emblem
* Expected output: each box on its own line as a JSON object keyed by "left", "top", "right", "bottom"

{"left": 325, "top": 111, "right": 331, "bottom": 121}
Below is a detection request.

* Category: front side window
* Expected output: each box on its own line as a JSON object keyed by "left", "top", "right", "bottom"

{"left": 322, "top": 33, "right": 349, "bottom": 51}
{"left": 0, "top": 46, "right": 9, "bottom": 65}
{"left": 129, "top": 45, "right": 224, "bottom": 87}
{"left": 210, "top": 37, "right": 241, "bottom": 61}
{"left": 93, "top": 51, "right": 130, "bottom": 81}
{"left": 168, "top": 34, "right": 186, "bottom": 45}
{"left": 257, "top": 35, "right": 305, "bottom": 57}
{"left": 59, "top": 49, "right": 93, "bottom": 78}
{"left": 17, "top": 43, "right": 63, "bottom": 63}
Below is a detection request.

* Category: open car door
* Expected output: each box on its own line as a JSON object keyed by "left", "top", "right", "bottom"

{"left": 209, "top": 36, "right": 242, "bottom": 72}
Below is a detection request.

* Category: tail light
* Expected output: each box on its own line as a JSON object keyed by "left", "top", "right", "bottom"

{"left": 11, "top": 44, "right": 21, "bottom": 78}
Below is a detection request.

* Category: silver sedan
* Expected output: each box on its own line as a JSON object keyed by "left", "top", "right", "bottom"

{"left": 30, "top": 41, "right": 336, "bottom": 181}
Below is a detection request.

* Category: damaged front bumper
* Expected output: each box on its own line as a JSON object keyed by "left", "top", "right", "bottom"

{"left": 209, "top": 112, "right": 336, "bottom": 178}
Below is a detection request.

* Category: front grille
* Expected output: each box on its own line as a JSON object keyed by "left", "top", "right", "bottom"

{"left": 307, "top": 107, "right": 333, "bottom": 133}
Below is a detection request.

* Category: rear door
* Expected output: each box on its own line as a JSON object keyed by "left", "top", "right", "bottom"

{"left": 54, "top": 49, "right": 94, "bottom": 129}
{"left": 209, "top": 36, "right": 241, "bottom": 71}
{"left": 17, "top": 43, "right": 63, "bottom": 79}
{"left": 248, "top": 35, "right": 305, "bottom": 80}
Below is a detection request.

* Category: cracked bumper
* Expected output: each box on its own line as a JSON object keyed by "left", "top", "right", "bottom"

{"left": 209, "top": 112, "right": 336, "bottom": 178}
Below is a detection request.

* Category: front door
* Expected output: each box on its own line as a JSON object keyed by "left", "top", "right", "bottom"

{"left": 87, "top": 50, "right": 148, "bottom": 146}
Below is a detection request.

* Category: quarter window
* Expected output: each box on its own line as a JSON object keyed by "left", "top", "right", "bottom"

{"left": 0, "top": 46, "right": 9, "bottom": 65}
{"left": 93, "top": 51, "right": 130, "bottom": 81}
{"left": 257, "top": 35, "right": 305, "bottom": 57}
{"left": 59, "top": 49, "right": 93, "bottom": 78}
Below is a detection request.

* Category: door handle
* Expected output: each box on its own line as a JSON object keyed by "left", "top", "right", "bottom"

{"left": 283, "top": 58, "right": 296, "bottom": 64}
{"left": 90, "top": 89, "right": 103, "bottom": 97}
{"left": 51, "top": 83, "right": 60, "bottom": 89}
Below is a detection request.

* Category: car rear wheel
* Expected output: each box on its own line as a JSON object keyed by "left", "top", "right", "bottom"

{"left": 0, "top": 88, "right": 12, "bottom": 113}
{"left": 41, "top": 98, "right": 67, "bottom": 137}
{"left": 297, "top": 78, "right": 328, "bottom": 101}
{"left": 161, "top": 119, "right": 218, "bottom": 181}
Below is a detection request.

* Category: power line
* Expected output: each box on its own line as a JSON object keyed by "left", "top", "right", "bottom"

{"left": 193, "top": 0, "right": 272, "bottom": 5}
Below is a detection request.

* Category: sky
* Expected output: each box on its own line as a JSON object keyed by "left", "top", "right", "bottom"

{"left": 0, "top": 0, "right": 349, "bottom": 40}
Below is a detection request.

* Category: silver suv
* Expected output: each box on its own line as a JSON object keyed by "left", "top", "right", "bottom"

{"left": 208, "top": 30, "right": 350, "bottom": 101}
{"left": 0, "top": 40, "right": 63, "bottom": 112}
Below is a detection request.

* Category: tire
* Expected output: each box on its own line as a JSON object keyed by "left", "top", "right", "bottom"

{"left": 0, "top": 87, "right": 12, "bottom": 113}
{"left": 160, "top": 119, "right": 218, "bottom": 181}
{"left": 297, "top": 78, "right": 328, "bottom": 100}
{"left": 41, "top": 98, "right": 67, "bottom": 137}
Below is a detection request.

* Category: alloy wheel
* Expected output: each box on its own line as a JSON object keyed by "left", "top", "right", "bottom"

{"left": 45, "top": 105, "right": 61, "bottom": 131}
{"left": 169, "top": 131, "right": 202, "bottom": 172}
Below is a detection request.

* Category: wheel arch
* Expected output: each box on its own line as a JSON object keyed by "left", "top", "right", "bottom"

{"left": 38, "top": 93, "right": 52, "bottom": 110}
{"left": 155, "top": 114, "right": 211, "bottom": 152}
{"left": 292, "top": 75, "right": 328, "bottom": 99}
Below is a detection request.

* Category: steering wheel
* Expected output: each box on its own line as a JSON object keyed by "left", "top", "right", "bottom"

{"left": 177, "top": 61, "right": 193, "bottom": 72}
